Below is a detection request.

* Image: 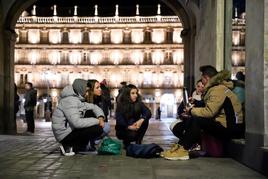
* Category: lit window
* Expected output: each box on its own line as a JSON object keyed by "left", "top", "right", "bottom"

{"left": 110, "top": 50, "right": 123, "bottom": 65}
{"left": 172, "top": 49, "right": 184, "bottom": 64}
{"left": 69, "top": 51, "right": 82, "bottom": 65}
{"left": 28, "top": 29, "right": 40, "bottom": 44}
{"left": 131, "top": 50, "right": 144, "bottom": 65}
{"left": 49, "top": 29, "right": 61, "bottom": 44}
{"left": 151, "top": 29, "right": 165, "bottom": 43}
{"left": 173, "top": 28, "right": 182, "bottom": 43}
{"left": 144, "top": 71, "right": 152, "bottom": 85}
{"left": 232, "top": 51, "right": 240, "bottom": 66}
{"left": 152, "top": 50, "right": 164, "bottom": 65}
{"left": 69, "top": 29, "right": 82, "bottom": 44}
{"left": 111, "top": 29, "right": 123, "bottom": 44}
{"left": 232, "top": 31, "right": 240, "bottom": 46}
{"left": 28, "top": 50, "right": 39, "bottom": 64}
{"left": 14, "top": 49, "right": 21, "bottom": 63}
{"left": 90, "top": 51, "right": 103, "bottom": 65}
{"left": 90, "top": 30, "right": 102, "bottom": 44}
{"left": 48, "top": 51, "right": 61, "bottom": 65}
{"left": 131, "top": 29, "right": 144, "bottom": 43}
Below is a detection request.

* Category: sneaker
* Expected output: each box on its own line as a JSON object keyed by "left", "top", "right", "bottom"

{"left": 59, "top": 145, "right": 75, "bottom": 156}
{"left": 162, "top": 145, "right": 189, "bottom": 160}
{"left": 160, "top": 144, "right": 180, "bottom": 157}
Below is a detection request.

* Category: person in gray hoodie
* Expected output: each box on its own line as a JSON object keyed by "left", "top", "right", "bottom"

{"left": 52, "top": 79, "right": 105, "bottom": 156}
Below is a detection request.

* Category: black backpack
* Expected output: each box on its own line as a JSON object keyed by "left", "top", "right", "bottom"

{"left": 126, "top": 143, "right": 163, "bottom": 158}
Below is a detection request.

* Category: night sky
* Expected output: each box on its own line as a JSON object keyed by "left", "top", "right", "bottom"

{"left": 26, "top": 0, "right": 246, "bottom": 17}
{"left": 26, "top": 0, "right": 175, "bottom": 17}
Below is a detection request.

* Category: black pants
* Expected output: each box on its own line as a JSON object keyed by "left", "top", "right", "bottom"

{"left": 60, "top": 125, "right": 103, "bottom": 151}
{"left": 25, "top": 109, "right": 35, "bottom": 133}
{"left": 172, "top": 117, "right": 232, "bottom": 150}
{"left": 116, "top": 120, "right": 149, "bottom": 146}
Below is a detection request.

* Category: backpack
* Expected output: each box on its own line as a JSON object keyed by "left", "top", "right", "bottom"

{"left": 126, "top": 143, "right": 163, "bottom": 158}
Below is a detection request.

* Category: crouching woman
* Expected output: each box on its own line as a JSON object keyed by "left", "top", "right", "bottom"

{"left": 52, "top": 79, "right": 105, "bottom": 156}
{"left": 115, "top": 84, "right": 151, "bottom": 147}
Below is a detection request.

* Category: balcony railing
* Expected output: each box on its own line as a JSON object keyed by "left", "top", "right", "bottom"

{"left": 17, "top": 16, "right": 181, "bottom": 24}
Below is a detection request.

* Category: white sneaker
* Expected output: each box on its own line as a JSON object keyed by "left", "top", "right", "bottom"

{"left": 59, "top": 145, "right": 75, "bottom": 156}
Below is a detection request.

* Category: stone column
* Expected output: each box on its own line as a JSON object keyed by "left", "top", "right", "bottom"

{"left": 215, "top": 0, "right": 225, "bottom": 70}
{"left": 223, "top": 0, "right": 233, "bottom": 71}
{"left": 0, "top": 29, "right": 17, "bottom": 134}
{"left": 230, "top": 0, "right": 268, "bottom": 175}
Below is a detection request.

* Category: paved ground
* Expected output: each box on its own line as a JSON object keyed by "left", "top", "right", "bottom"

{"left": 0, "top": 118, "right": 266, "bottom": 178}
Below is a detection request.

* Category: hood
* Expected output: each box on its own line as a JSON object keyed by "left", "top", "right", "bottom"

{"left": 204, "top": 70, "right": 233, "bottom": 93}
{"left": 60, "top": 85, "right": 76, "bottom": 98}
{"left": 60, "top": 85, "right": 84, "bottom": 101}
{"left": 72, "top": 79, "right": 87, "bottom": 96}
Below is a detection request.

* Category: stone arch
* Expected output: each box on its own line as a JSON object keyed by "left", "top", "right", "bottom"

{"left": 0, "top": 0, "right": 197, "bottom": 134}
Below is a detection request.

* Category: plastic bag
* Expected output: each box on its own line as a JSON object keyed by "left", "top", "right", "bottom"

{"left": 98, "top": 137, "right": 122, "bottom": 155}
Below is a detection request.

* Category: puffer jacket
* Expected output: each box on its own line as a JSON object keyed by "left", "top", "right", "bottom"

{"left": 191, "top": 70, "right": 243, "bottom": 127}
{"left": 52, "top": 85, "right": 104, "bottom": 142}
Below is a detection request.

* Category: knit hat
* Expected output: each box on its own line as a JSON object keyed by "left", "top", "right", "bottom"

{"left": 72, "top": 79, "right": 87, "bottom": 96}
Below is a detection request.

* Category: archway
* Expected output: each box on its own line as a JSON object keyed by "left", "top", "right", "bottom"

{"left": 1, "top": 0, "right": 197, "bottom": 134}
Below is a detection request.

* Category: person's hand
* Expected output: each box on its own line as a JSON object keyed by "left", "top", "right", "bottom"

{"left": 128, "top": 124, "right": 138, "bottom": 131}
{"left": 98, "top": 117, "right": 105, "bottom": 128}
{"left": 185, "top": 105, "right": 192, "bottom": 113}
{"left": 180, "top": 112, "right": 191, "bottom": 120}
{"left": 188, "top": 97, "right": 195, "bottom": 104}
{"left": 135, "top": 118, "right": 144, "bottom": 129}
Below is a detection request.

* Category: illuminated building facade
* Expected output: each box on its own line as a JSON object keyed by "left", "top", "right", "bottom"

{"left": 14, "top": 4, "right": 246, "bottom": 118}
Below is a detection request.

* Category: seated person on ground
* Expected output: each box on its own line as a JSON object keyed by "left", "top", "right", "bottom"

{"left": 52, "top": 79, "right": 105, "bottom": 156}
{"left": 163, "top": 65, "right": 243, "bottom": 160}
{"left": 115, "top": 84, "right": 152, "bottom": 148}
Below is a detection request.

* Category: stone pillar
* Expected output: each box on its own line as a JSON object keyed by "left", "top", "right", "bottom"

{"left": 223, "top": 0, "right": 233, "bottom": 71}
{"left": 246, "top": 0, "right": 268, "bottom": 149}
{"left": 215, "top": 0, "right": 225, "bottom": 71}
{"left": 229, "top": 0, "right": 268, "bottom": 175}
{"left": 0, "top": 29, "right": 17, "bottom": 134}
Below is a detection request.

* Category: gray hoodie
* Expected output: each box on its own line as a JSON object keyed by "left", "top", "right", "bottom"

{"left": 52, "top": 85, "right": 104, "bottom": 142}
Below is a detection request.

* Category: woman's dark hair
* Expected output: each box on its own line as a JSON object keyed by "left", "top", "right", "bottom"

{"left": 85, "top": 79, "right": 99, "bottom": 103}
{"left": 25, "top": 82, "right": 33, "bottom": 88}
{"left": 236, "top": 71, "right": 245, "bottom": 81}
{"left": 116, "top": 84, "right": 142, "bottom": 120}
{"left": 199, "top": 65, "right": 218, "bottom": 78}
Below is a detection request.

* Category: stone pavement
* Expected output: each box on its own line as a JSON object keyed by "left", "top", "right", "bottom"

{"left": 0, "top": 118, "right": 266, "bottom": 178}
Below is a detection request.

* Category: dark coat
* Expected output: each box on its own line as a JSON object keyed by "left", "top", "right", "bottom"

{"left": 115, "top": 102, "right": 151, "bottom": 130}
{"left": 24, "top": 88, "right": 37, "bottom": 111}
